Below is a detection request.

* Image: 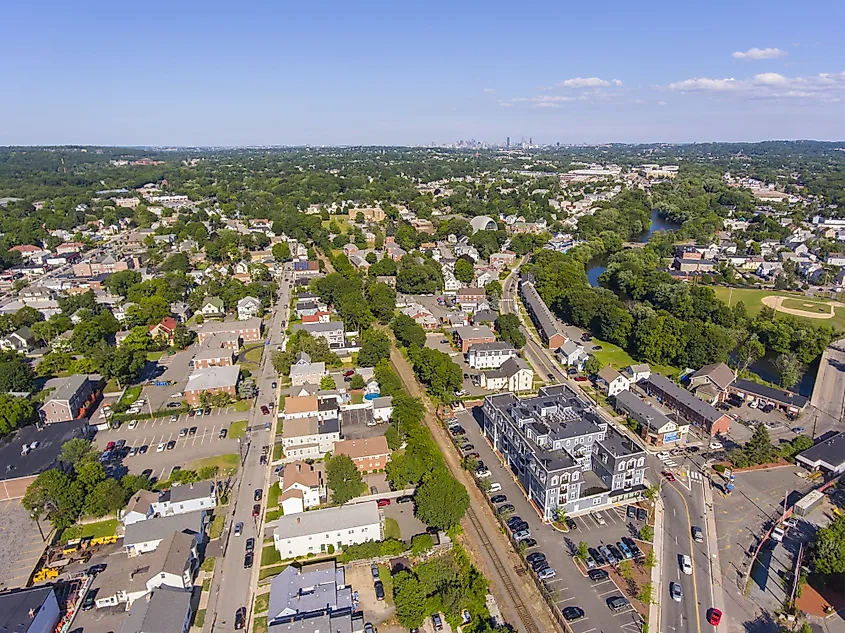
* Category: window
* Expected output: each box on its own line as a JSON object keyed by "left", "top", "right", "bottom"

{"left": 618, "top": 463, "right": 625, "bottom": 471}
{"left": 593, "top": 498, "right": 602, "bottom": 506}
{"left": 551, "top": 476, "right": 558, "bottom": 486}
{"left": 571, "top": 472, "right": 578, "bottom": 481}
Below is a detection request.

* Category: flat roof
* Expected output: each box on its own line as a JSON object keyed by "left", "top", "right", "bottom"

{"left": 797, "top": 432, "right": 845, "bottom": 469}
{"left": 0, "top": 419, "right": 89, "bottom": 482}
{"left": 0, "top": 586, "right": 57, "bottom": 633}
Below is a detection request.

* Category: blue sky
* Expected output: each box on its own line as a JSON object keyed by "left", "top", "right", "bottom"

{"left": 2, "top": 0, "right": 844, "bottom": 146}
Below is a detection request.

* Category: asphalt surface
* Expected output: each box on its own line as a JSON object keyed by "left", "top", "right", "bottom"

{"left": 206, "top": 264, "right": 292, "bottom": 633}
{"left": 806, "top": 338, "right": 845, "bottom": 438}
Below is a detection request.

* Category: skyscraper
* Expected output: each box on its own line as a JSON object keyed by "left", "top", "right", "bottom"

{"left": 506, "top": 136, "right": 510, "bottom": 149}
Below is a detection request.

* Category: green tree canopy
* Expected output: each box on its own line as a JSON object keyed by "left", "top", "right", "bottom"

{"left": 414, "top": 469, "right": 469, "bottom": 530}
{"left": 326, "top": 454, "right": 365, "bottom": 505}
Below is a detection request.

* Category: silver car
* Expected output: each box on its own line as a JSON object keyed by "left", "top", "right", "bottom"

{"left": 670, "top": 582, "right": 682, "bottom": 602}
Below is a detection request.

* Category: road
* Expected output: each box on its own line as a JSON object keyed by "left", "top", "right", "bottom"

{"left": 501, "top": 262, "right": 721, "bottom": 633}
{"left": 806, "top": 337, "right": 845, "bottom": 438}
{"left": 206, "top": 264, "right": 292, "bottom": 633}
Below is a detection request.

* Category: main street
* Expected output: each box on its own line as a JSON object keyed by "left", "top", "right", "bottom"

{"left": 206, "top": 263, "right": 292, "bottom": 633}
{"left": 501, "top": 263, "right": 721, "bottom": 633}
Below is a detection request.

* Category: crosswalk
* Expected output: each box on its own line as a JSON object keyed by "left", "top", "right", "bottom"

{"left": 689, "top": 471, "right": 704, "bottom": 482}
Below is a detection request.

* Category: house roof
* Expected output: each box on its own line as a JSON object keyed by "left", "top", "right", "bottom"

{"left": 282, "top": 461, "right": 321, "bottom": 490}
{"left": 185, "top": 366, "right": 240, "bottom": 392}
{"left": 238, "top": 296, "right": 260, "bottom": 307}
{"left": 284, "top": 395, "right": 318, "bottom": 415}
{"left": 0, "top": 587, "right": 57, "bottom": 633}
{"left": 151, "top": 317, "right": 178, "bottom": 334}
{"left": 598, "top": 365, "right": 623, "bottom": 384}
{"left": 203, "top": 296, "right": 224, "bottom": 309}
{"left": 487, "top": 357, "right": 531, "bottom": 379}
{"left": 289, "top": 362, "right": 325, "bottom": 378}
{"left": 160, "top": 481, "right": 215, "bottom": 504}
{"left": 644, "top": 373, "right": 725, "bottom": 424}
{"left": 292, "top": 322, "right": 343, "bottom": 334}
{"left": 123, "top": 511, "right": 205, "bottom": 548}
{"left": 125, "top": 489, "right": 158, "bottom": 516}
{"left": 732, "top": 378, "right": 808, "bottom": 408}
{"left": 691, "top": 362, "right": 735, "bottom": 391}
{"left": 455, "top": 325, "right": 495, "bottom": 340}
{"left": 372, "top": 396, "right": 393, "bottom": 409}
{"left": 48, "top": 374, "right": 89, "bottom": 403}
{"left": 333, "top": 436, "right": 391, "bottom": 460}
{"left": 467, "top": 341, "right": 515, "bottom": 353}
{"left": 196, "top": 317, "right": 262, "bottom": 335}
{"left": 273, "top": 502, "right": 380, "bottom": 540}
{"left": 118, "top": 587, "right": 192, "bottom": 633}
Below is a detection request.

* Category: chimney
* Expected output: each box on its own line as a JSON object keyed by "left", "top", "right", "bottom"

{"left": 28, "top": 608, "right": 36, "bottom": 619}
{"left": 296, "top": 517, "right": 301, "bottom": 524}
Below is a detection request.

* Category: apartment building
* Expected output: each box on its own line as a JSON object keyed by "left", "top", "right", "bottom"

{"left": 482, "top": 384, "right": 647, "bottom": 521}
{"left": 333, "top": 437, "right": 391, "bottom": 473}
{"left": 466, "top": 341, "right": 518, "bottom": 370}
{"left": 196, "top": 318, "right": 262, "bottom": 346}
{"left": 292, "top": 322, "right": 345, "bottom": 348}
{"left": 454, "top": 325, "right": 496, "bottom": 353}
{"left": 519, "top": 276, "right": 565, "bottom": 349}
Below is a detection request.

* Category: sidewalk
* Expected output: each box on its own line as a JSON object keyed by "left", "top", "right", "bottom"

{"left": 649, "top": 496, "right": 664, "bottom": 633}
{"left": 702, "top": 476, "right": 726, "bottom": 615}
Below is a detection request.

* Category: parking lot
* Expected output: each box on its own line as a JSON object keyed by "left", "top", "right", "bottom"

{"left": 452, "top": 408, "right": 644, "bottom": 633}
{"left": 93, "top": 410, "right": 243, "bottom": 479}
{"left": 424, "top": 333, "right": 494, "bottom": 397}
{"left": 0, "top": 498, "right": 47, "bottom": 590}
{"left": 381, "top": 499, "right": 429, "bottom": 540}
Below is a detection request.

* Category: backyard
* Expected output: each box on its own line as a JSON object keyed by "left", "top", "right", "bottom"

{"left": 61, "top": 518, "right": 118, "bottom": 542}
{"left": 590, "top": 338, "right": 678, "bottom": 378}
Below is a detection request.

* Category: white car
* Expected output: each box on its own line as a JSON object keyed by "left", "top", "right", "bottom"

{"left": 771, "top": 526, "right": 785, "bottom": 543}
{"left": 128, "top": 420, "right": 138, "bottom": 430}
{"left": 680, "top": 554, "right": 693, "bottom": 575}
{"left": 475, "top": 468, "right": 491, "bottom": 479}
{"left": 664, "top": 460, "right": 677, "bottom": 467}
{"left": 656, "top": 452, "right": 671, "bottom": 460}
{"left": 594, "top": 513, "right": 606, "bottom": 526}
{"left": 157, "top": 442, "right": 166, "bottom": 452}
{"left": 749, "top": 400, "right": 758, "bottom": 409}
{"left": 709, "top": 442, "right": 723, "bottom": 450}
{"left": 538, "top": 567, "right": 557, "bottom": 580}
{"left": 670, "top": 582, "right": 683, "bottom": 602}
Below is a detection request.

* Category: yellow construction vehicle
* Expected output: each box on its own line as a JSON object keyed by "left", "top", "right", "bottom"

{"left": 32, "top": 567, "right": 59, "bottom": 583}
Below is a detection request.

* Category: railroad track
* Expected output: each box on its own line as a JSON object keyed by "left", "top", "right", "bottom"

{"left": 464, "top": 506, "right": 542, "bottom": 633}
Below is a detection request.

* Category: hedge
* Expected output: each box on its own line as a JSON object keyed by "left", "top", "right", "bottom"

{"left": 338, "top": 538, "right": 408, "bottom": 563}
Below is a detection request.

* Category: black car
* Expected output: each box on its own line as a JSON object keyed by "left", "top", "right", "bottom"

{"left": 627, "top": 505, "right": 636, "bottom": 519}
{"left": 547, "top": 373, "right": 555, "bottom": 380}
{"left": 607, "top": 544, "right": 624, "bottom": 561}
{"left": 235, "top": 607, "right": 246, "bottom": 630}
{"left": 138, "top": 445, "right": 148, "bottom": 454}
{"left": 450, "top": 426, "right": 466, "bottom": 436}
{"left": 374, "top": 581, "right": 385, "bottom": 601}
{"left": 371, "top": 563, "right": 380, "bottom": 579}
{"left": 565, "top": 517, "right": 577, "bottom": 530}
{"left": 254, "top": 488, "right": 263, "bottom": 501}
{"left": 87, "top": 563, "right": 107, "bottom": 575}
{"left": 490, "top": 495, "right": 507, "bottom": 504}
{"left": 166, "top": 440, "right": 176, "bottom": 450}
{"left": 531, "top": 559, "right": 550, "bottom": 572}
{"left": 588, "top": 569, "right": 609, "bottom": 582}
{"left": 526, "top": 552, "right": 546, "bottom": 565}
{"left": 636, "top": 507, "right": 648, "bottom": 522}
{"left": 521, "top": 538, "right": 538, "bottom": 548}
{"left": 189, "top": 426, "right": 198, "bottom": 435}
{"left": 243, "top": 552, "right": 254, "bottom": 569}
{"left": 397, "top": 495, "right": 414, "bottom": 504}
{"left": 509, "top": 521, "right": 528, "bottom": 534}
{"left": 141, "top": 468, "right": 153, "bottom": 478}
{"left": 589, "top": 547, "right": 606, "bottom": 566}
{"left": 496, "top": 504, "right": 515, "bottom": 515}
{"left": 245, "top": 538, "right": 255, "bottom": 553}
{"left": 562, "top": 607, "right": 585, "bottom": 621}
{"left": 219, "top": 428, "right": 228, "bottom": 439}
{"left": 506, "top": 516, "right": 524, "bottom": 529}
{"left": 81, "top": 591, "right": 97, "bottom": 611}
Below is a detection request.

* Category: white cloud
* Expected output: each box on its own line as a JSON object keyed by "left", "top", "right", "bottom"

{"left": 555, "top": 77, "right": 610, "bottom": 88}
{"left": 611, "top": 79, "right": 623, "bottom": 86}
{"left": 497, "top": 101, "right": 513, "bottom": 108}
{"left": 732, "top": 47, "right": 787, "bottom": 60}
{"left": 666, "top": 70, "right": 845, "bottom": 101}
{"left": 483, "top": 88, "right": 496, "bottom": 94}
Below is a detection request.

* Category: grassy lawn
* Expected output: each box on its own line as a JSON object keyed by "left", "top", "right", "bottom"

{"left": 200, "top": 557, "right": 216, "bottom": 573}
{"left": 261, "top": 545, "right": 282, "bottom": 567}
{"left": 781, "top": 297, "right": 832, "bottom": 314}
{"left": 267, "top": 482, "right": 281, "bottom": 509}
{"left": 209, "top": 513, "right": 226, "bottom": 539}
{"left": 378, "top": 565, "right": 394, "bottom": 604}
{"left": 103, "top": 378, "right": 120, "bottom": 394}
{"left": 252, "top": 616, "right": 268, "bottom": 633}
{"left": 146, "top": 351, "right": 164, "bottom": 361}
{"left": 243, "top": 344, "right": 264, "bottom": 363}
{"left": 272, "top": 444, "right": 285, "bottom": 461}
{"left": 193, "top": 609, "right": 206, "bottom": 628}
{"left": 384, "top": 517, "right": 401, "bottom": 540}
{"left": 351, "top": 393, "right": 364, "bottom": 404}
{"left": 265, "top": 508, "right": 284, "bottom": 522}
{"left": 234, "top": 400, "right": 251, "bottom": 412}
{"left": 61, "top": 518, "right": 118, "bottom": 542}
{"left": 119, "top": 385, "right": 142, "bottom": 405}
{"left": 187, "top": 453, "right": 240, "bottom": 476}
{"left": 254, "top": 592, "right": 270, "bottom": 614}
{"left": 229, "top": 420, "right": 248, "bottom": 439}
{"left": 712, "top": 286, "right": 845, "bottom": 330}
{"left": 202, "top": 577, "right": 211, "bottom": 592}
{"left": 590, "top": 339, "right": 679, "bottom": 378}
{"left": 259, "top": 563, "right": 288, "bottom": 581}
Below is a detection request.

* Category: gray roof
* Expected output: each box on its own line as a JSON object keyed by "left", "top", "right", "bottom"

{"left": 123, "top": 510, "right": 206, "bottom": 547}
{"left": 268, "top": 612, "right": 361, "bottom": 633}
{"left": 196, "top": 317, "right": 262, "bottom": 334}
{"left": 160, "top": 482, "right": 215, "bottom": 504}
{"left": 0, "top": 587, "right": 58, "bottom": 633}
{"left": 598, "top": 425, "right": 646, "bottom": 458}
{"left": 0, "top": 419, "right": 88, "bottom": 483}
{"left": 732, "top": 378, "right": 808, "bottom": 408}
{"left": 467, "top": 341, "right": 515, "bottom": 353}
{"left": 615, "top": 390, "right": 672, "bottom": 431}
{"left": 49, "top": 374, "right": 89, "bottom": 403}
{"left": 455, "top": 325, "right": 495, "bottom": 340}
{"left": 192, "top": 341, "right": 235, "bottom": 362}
{"left": 487, "top": 357, "right": 531, "bottom": 379}
{"left": 797, "top": 432, "right": 845, "bottom": 469}
{"left": 644, "top": 374, "right": 724, "bottom": 424}
{"left": 119, "top": 587, "right": 192, "bottom": 633}
{"left": 268, "top": 562, "right": 350, "bottom": 623}
{"left": 186, "top": 365, "right": 240, "bottom": 392}
{"left": 293, "top": 322, "right": 343, "bottom": 334}
{"left": 273, "top": 502, "right": 380, "bottom": 541}
{"left": 520, "top": 280, "right": 564, "bottom": 342}
{"left": 290, "top": 362, "right": 325, "bottom": 377}
{"left": 559, "top": 340, "right": 583, "bottom": 356}
{"left": 372, "top": 396, "right": 393, "bottom": 409}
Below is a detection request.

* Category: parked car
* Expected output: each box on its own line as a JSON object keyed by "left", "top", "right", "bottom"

{"left": 179, "top": 427, "right": 188, "bottom": 437}
{"left": 81, "top": 592, "right": 97, "bottom": 611}
{"left": 538, "top": 567, "right": 556, "bottom": 580}
{"left": 243, "top": 552, "right": 254, "bottom": 569}
{"left": 189, "top": 426, "right": 197, "bottom": 435}
{"left": 261, "top": 405, "right": 270, "bottom": 415}
{"left": 431, "top": 613, "right": 443, "bottom": 631}
{"left": 235, "top": 607, "right": 246, "bottom": 630}
{"left": 252, "top": 504, "right": 261, "bottom": 518}
{"left": 565, "top": 517, "right": 577, "bottom": 530}
{"left": 254, "top": 489, "right": 263, "bottom": 501}
{"left": 497, "top": 504, "right": 515, "bottom": 515}
{"left": 371, "top": 563, "right": 380, "bottom": 579}
{"left": 531, "top": 559, "right": 549, "bottom": 572}
{"left": 607, "top": 596, "right": 629, "bottom": 612}
{"left": 562, "top": 607, "right": 584, "bottom": 621}
{"left": 599, "top": 546, "right": 616, "bottom": 565}
{"left": 520, "top": 538, "right": 537, "bottom": 548}
{"left": 636, "top": 507, "right": 648, "bottom": 522}
{"left": 616, "top": 541, "right": 633, "bottom": 559}
{"left": 513, "top": 529, "right": 532, "bottom": 541}
{"left": 157, "top": 442, "right": 166, "bottom": 452}
{"left": 588, "top": 568, "right": 609, "bottom": 582}
{"left": 593, "top": 512, "right": 606, "bottom": 526}
{"left": 219, "top": 428, "right": 228, "bottom": 438}
{"left": 627, "top": 505, "right": 636, "bottom": 519}
{"left": 374, "top": 581, "right": 385, "bottom": 601}
{"left": 526, "top": 552, "right": 546, "bottom": 565}
{"left": 245, "top": 538, "right": 255, "bottom": 553}
{"left": 607, "top": 544, "right": 624, "bottom": 562}
{"left": 166, "top": 440, "right": 176, "bottom": 450}
{"left": 377, "top": 498, "right": 391, "bottom": 507}
{"left": 397, "top": 495, "right": 414, "bottom": 504}
{"left": 589, "top": 547, "right": 606, "bottom": 566}
{"left": 506, "top": 516, "right": 525, "bottom": 530}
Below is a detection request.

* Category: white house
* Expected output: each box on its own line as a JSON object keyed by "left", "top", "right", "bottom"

{"left": 443, "top": 272, "right": 461, "bottom": 293}
{"left": 199, "top": 297, "right": 225, "bottom": 318}
{"left": 557, "top": 340, "right": 586, "bottom": 368}
{"left": 467, "top": 341, "right": 518, "bottom": 370}
{"left": 273, "top": 502, "right": 382, "bottom": 558}
{"left": 826, "top": 255, "right": 845, "bottom": 267}
{"left": 597, "top": 365, "right": 630, "bottom": 397}
{"left": 122, "top": 490, "right": 159, "bottom": 526}
{"left": 118, "top": 587, "right": 193, "bottom": 633}
{"left": 123, "top": 511, "right": 206, "bottom": 556}
{"left": 371, "top": 396, "right": 394, "bottom": 422}
{"left": 281, "top": 415, "right": 340, "bottom": 460}
{"left": 290, "top": 361, "right": 326, "bottom": 387}
{"left": 237, "top": 296, "right": 261, "bottom": 320}
{"left": 624, "top": 363, "right": 652, "bottom": 384}
{"left": 152, "top": 482, "right": 216, "bottom": 517}
{"left": 480, "top": 357, "right": 534, "bottom": 393}
{"left": 280, "top": 461, "right": 325, "bottom": 515}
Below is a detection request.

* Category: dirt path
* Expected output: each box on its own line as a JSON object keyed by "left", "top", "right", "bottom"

{"left": 760, "top": 295, "right": 843, "bottom": 319}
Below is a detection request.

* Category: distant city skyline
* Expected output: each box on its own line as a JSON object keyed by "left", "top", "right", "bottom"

{"left": 1, "top": 0, "right": 844, "bottom": 146}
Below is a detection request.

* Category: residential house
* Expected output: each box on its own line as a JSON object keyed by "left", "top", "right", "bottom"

{"left": 280, "top": 461, "right": 326, "bottom": 515}
{"left": 624, "top": 364, "right": 652, "bottom": 384}
{"left": 0, "top": 586, "right": 61, "bottom": 633}
{"left": 489, "top": 251, "right": 517, "bottom": 267}
{"left": 615, "top": 391, "right": 689, "bottom": 447}
{"left": 454, "top": 325, "right": 496, "bottom": 353}
{"left": 170, "top": 302, "right": 192, "bottom": 323}
{"left": 293, "top": 260, "right": 321, "bottom": 279}
{"left": 456, "top": 287, "right": 486, "bottom": 311}
{"left": 152, "top": 482, "right": 216, "bottom": 517}
{"left": 149, "top": 317, "right": 178, "bottom": 347}
{"left": 284, "top": 395, "right": 320, "bottom": 420}
{"left": 123, "top": 511, "right": 205, "bottom": 556}
{"left": 196, "top": 318, "right": 262, "bottom": 346}
{"left": 641, "top": 374, "right": 731, "bottom": 436}
{"left": 301, "top": 311, "right": 331, "bottom": 324}
{"left": 519, "top": 277, "right": 566, "bottom": 349}
{"left": 122, "top": 490, "right": 160, "bottom": 526}
{"left": 371, "top": 396, "right": 394, "bottom": 422}
{"left": 199, "top": 297, "right": 225, "bottom": 319}
{"left": 40, "top": 374, "right": 94, "bottom": 423}
{"left": 597, "top": 366, "right": 630, "bottom": 397}
{"left": 289, "top": 361, "right": 326, "bottom": 387}
{"left": 688, "top": 362, "right": 735, "bottom": 403}
{"left": 281, "top": 415, "right": 340, "bottom": 460}
{"left": 292, "top": 322, "right": 345, "bottom": 348}
{"left": 191, "top": 336, "right": 236, "bottom": 369}
{"left": 237, "top": 296, "right": 261, "bottom": 321}
{"left": 480, "top": 357, "right": 534, "bottom": 392}
{"left": 184, "top": 366, "right": 240, "bottom": 406}
{"left": 118, "top": 587, "right": 193, "bottom": 633}
{"left": 273, "top": 502, "right": 382, "bottom": 559}
{"left": 556, "top": 340, "right": 586, "bottom": 368}
{"left": 333, "top": 436, "right": 391, "bottom": 473}
{"left": 0, "top": 326, "right": 37, "bottom": 353}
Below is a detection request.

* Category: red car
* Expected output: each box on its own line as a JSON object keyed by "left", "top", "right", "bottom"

{"left": 106, "top": 441, "right": 116, "bottom": 450}
{"left": 662, "top": 471, "right": 676, "bottom": 482}
{"left": 261, "top": 405, "right": 270, "bottom": 415}
{"left": 377, "top": 499, "right": 391, "bottom": 508}
{"left": 252, "top": 503, "right": 261, "bottom": 517}
{"left": 574, "top": 376, "right": 588, "bottom": 382}
{"left": 707, "top": 609, "right": 722, "bottom": 626}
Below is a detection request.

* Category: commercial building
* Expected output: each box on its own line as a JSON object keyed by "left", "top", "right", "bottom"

{"left": 727, "top": 378, "right": 808, "bottom": 415}
{"left": 467, "top": 341, "right": 518, "bottom": 370}
{"left": 519, "top": 277, "right": 565, "bottom": 349}
{"left": 614, "top": 390, "right": 689, "bottom": 447}
{"left": 796, "top": 432, "right": 845, "bottom": 475}
{"left": 273, "top": 502, "right": 382, "bottom": 559}
{"left": 641, "top": 374, "right": 731, "bottom": 436}
{"left": 482, "top": 384, "right": 647, "bottom": 521}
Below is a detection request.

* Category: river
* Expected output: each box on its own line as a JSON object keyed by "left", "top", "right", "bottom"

{"left": 586, "top": 209, "right": 680, "bottom": 286}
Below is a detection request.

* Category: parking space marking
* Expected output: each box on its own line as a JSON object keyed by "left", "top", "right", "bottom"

{"left": 558, "top": 596, "right": 578, "bottom": 603}
{"left": 613, "top": 609, "right": 637, "bottom": 617}
{"left": 597, "top": 588, "right": 619, "bottom": 597}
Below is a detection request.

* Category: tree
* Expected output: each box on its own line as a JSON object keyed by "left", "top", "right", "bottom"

{"left": 273, "top": 242, "right": 292, "bottom": 262}
{"left": 584, "top": 356, "right": 601, "bottom": 376}
{"left": 494, "top": 313, "right": 526, "bottom": 349}
{"left": 14, "top": 306, "right": 43, "bottom": 328}
{"left": 350, "top": 373, "right": 365, "bottom": 389}
{"left": 643, "top": 485, "right": 659, "bottom": 502}
{"left": 485, "top": 280, "right": 502, "bottom": 305}
{"left": 0, "top": 351, "right": 35, "bottom": 392}
{"left": 577, "top": 541, "right": 589, "bottom": 561}
{"left": 414, "top": 469, "right": 469, "bottom": 530}
{"left": 104, "top": 270, "right": 141, "bottom": 296}
{"left": 411, "top": 533, "right": 434, "bottom": 556}
{"left": 320, "top": 375, "right": 337, "bottom": 390}
{"left": 393, "top": 571, "right": 427, "bottom": 630}
{"left": 60, "top": 438, "right": 99, "bottom": 467}
{"left": 454, "top": 258, "right": 474, "bottom": 284}
{"left": 640, "top": 524, "right": 654, "bottom": 542}
{"left": 75, "top": 460, "right": 106, "bottom": 493}
{"left": 84, "top": 479, "right": 126, "bottom": 517}
{"left": 326, "top": 454, "right": 365, "bottom": 505}
{"left": 813, "top": 515, "right": 845, "bottom": 574}
{"left": 358, "top": 329, "right": 391, "bottom": 367}
{"left": 22, "top": 469, "right": 85, "bottom": 529}
{"left": 743, "top": 423, "right": 776, "bottom": 466}
{"left": 366, "top": 283, "right": 396, "bottom": 324}
{"left": 736, "top": 334, "right": 765, "bottom": 372}
{"left": 776, "top": 352, "right": 802, "bottom": 388}
{"left": 643, "top": 547, "right": 657, "bottom": 568}
{"left": 271, "top": 350, "right": 288, "bottom": 374}
{"left": 0, "top": 394, "right": 36, "bottom": 436}
{"left": 392, "top": 313, "right": 426, "bottom": 348}
{"left": 554, "top": 506, "right": 567, "bottom": 523}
